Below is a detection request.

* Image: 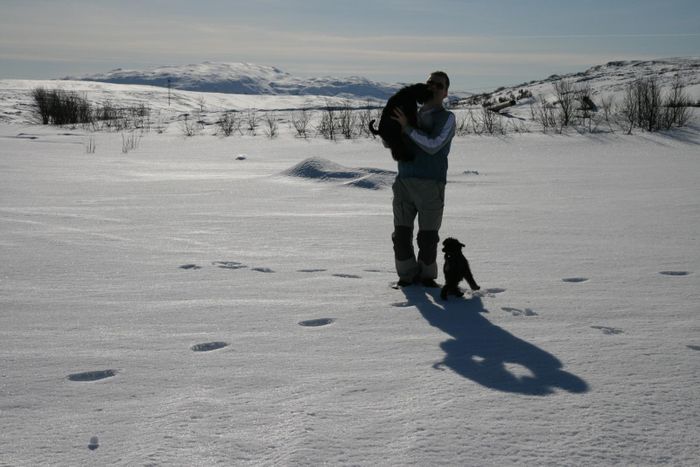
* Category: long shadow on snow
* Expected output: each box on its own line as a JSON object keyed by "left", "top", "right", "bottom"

{"left": 402, "top": 288, "right": 589, "bottom": 396}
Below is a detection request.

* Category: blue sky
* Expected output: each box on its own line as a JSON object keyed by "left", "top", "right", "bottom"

{"left": 1, "top": 0, "right": 698, "bottom": 91}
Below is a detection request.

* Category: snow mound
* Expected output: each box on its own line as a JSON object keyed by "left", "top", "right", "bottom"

{"left": 281, "top": 157, "right": 395, "bottom": 189}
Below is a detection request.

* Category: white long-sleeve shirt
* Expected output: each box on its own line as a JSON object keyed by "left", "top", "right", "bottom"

{"left": 405, "top": 107, "right": 456, "bottom": 155}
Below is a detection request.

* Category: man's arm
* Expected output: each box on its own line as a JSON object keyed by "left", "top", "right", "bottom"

{"left": 404, "top": 113, "right": 456, "bottom": 155}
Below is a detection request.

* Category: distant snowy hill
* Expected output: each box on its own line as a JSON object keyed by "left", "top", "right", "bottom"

{"left": 458, "top": 57, "right": 700, "bottom": 106}
{"left": 2, "top": 57, "right": 698, "bottom": 126}
{"left": 67, "top": 62, "right": 402, "bottom": 100}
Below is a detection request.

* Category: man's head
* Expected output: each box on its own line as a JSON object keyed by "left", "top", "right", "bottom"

{"left": 426, "top": 71, "right": 449, "bottom": 107}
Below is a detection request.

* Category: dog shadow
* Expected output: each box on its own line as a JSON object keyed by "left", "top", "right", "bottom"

{"left": 401, "top": 288, "right": 589, "bottom": 396}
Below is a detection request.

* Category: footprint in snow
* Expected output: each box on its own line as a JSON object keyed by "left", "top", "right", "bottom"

{"left": 179, "top": 264, "right": 202, "bottom": 270}
{"left": 299, "top": 318, "right": 335, "bottom": 327}
{"left": 251, "top": 267, "right": 275, "bottom": 273}
{"left": 659, "top": 271, "right": 691, "bottom": 276}
{"left": 298, "top": 268, "right": 327, "bottom": 273}
{"left": 88, "top": 436, "right": 99, "bottom": 451}
{"left": 6, "top": 133, "right": 39, "bottom": 140}
{"left": 68, "top": 370, "right": 117, "bottom": 382}
{"left": 472, "top": 288, "right": 506, "bottom": 297}
{"left": 502, "top": 307, "right": 538, "bottom": 317}
{"left": 391, "top": 301, "right": 414, "bottom": 308}
{"left": 687, "top": 345, "right": 700, "bottom": 351}
{"left": 563, "top": 277, "right": 589, "bottom": 283}
{"left": 191, "top": 342, "right": 229, "bottom": 352}
{"left": 591, "top": 326, "right": 624, "bottom": 335}
{"left": 212, "top": 261, "right": 247, "bottom": 270}
{"left": 332, "top": 273, "right": 361, "bottom": 279}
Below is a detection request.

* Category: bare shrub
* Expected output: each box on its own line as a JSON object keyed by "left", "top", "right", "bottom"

{"left": 599, "top": 95, "right": 616, "bottom": 133}
{"left": 121, "top": 131, "right": 141, "bottom": 153}
{"left": 663, "top": 74, "right": 691, "bottom": 128}
{"left": 317, "top": 104, "right": 337, "bottom": 140}
{"left": 636, "top": 77, "right": 663, "bottom": 131}
{"left": 338, "top": 105, "right": 356, "bottom": 139}
{"left": 263, "top": 111, "right": 279, "bottom": 138}
{"left": 217, "top": 111, "right": 240, "bottom": 136}
{"left": 197, "top": 96, "right": 207, "bottom": 114}
{"left": 508, "top": 118, "right": 529, "bottom": 134}
{"left": 529, "top": 100, "right": 537, "bottom": 122}
{"left": 455, "top": 111, "right": 471, "bottom": 136}
{"left": 31, "top": 87, "right": 51, "bottom": 124}
{"left": 480, "top": 107, "right": 497, "bottom": 134}
{"left": 476, "top": 107, "right": 506, "bottom": 135}
{"left": 95, "top": 100, "right": 120, "bottom": 129}
{"left": 618, "top": 84, "right": 638, "bottom": 135}
{"left": 180, "top": 114, "right": 201, "bottom": 137}
{"left": 356, "top": 102, "right": 378, "bottom": 138}
{"left": 616, "top": 76, "right": 691, "bottom": 133}
{"left": 553, "top": 79, "right": 576, "bottom": 128}
{"left": 534, "top": 95, "right": 558, "bottom": 133}
{"left": 245, "top": 109, "right": 260, "bottom": 136}
{"left": 31, "top": 88, "right": 92, "bottom": 125}
{"left": 291, "top": 108, "right": 313, "bottom": 139}
{"left": 129, "top": 104, "right": 151, "bottom": 131}
{"left": 85, "top": 136, "right": 96, "bottom": 154}
{"left": 468, "top": 109, "right": 481, "bottom": 135}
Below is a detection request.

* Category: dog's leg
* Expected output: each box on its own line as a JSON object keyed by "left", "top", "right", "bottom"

{"left": 463, "top": 260, "right": 480, "bottom": 291}
{"left": 441, "top": 282, "right": 464, "bottom": 300}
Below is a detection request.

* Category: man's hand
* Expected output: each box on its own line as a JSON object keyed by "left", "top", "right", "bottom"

{"left": 391, "top": 107, "right": 409, "bottom": 130}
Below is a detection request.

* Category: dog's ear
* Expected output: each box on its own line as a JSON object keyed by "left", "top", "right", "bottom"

{"left": 409, "top": 83, "right": 432, "bottom": 104}
{"left": 418, "top": 83, "right": 433, "bottom": 103}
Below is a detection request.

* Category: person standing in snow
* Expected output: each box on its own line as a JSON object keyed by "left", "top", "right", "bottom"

{"left": 390, "top": 71, "right": 456, "bottom": 287}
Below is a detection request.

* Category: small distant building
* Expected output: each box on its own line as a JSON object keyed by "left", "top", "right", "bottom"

{"left": 579, "top": 95, "right": 598, "bottom": 112}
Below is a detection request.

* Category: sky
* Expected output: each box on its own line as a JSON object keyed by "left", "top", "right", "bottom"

{"left": 1, "top": 0, "right": 699, "bottom": 92}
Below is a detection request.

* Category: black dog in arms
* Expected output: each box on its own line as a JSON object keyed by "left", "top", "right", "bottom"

{"left": 369, "top": 83, "right": 433, "bottom": 162}
{"left": 441, "top": 237, "right": 480, "bottom": 300}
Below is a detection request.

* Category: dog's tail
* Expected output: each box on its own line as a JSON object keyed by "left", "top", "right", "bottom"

{"left": 368, "top": 119, "right": 380, "bottom": 135}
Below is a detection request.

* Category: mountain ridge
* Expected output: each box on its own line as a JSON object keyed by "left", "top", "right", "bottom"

{"left": 462, "top": 57, "right": 700, "bottom": 106}
{"left": 66, "top": 62, "right": 403, "bottom": 100}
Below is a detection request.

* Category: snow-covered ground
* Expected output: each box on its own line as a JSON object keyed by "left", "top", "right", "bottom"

{"left": 1, "top": 118, "right": 699, "bottom": 465}
{"left": 0, "top": 78, "right": 375, "bottom": 124}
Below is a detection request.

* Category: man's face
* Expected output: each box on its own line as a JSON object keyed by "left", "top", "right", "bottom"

{"left": 426, "top": 74, "right": 448, "bottom": 104}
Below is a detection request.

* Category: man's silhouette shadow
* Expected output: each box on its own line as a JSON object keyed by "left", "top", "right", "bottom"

{"left": 402, "top": 288, "right": 589, "bottom": 395}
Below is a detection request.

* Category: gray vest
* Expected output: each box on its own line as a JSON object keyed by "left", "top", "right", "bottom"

{"left": 397, "top": 108, "right": 453, "bottom": 183}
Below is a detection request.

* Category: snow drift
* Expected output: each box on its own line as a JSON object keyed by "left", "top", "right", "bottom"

{"left": 281, "top": 157, "right": 396, "bottom": 190}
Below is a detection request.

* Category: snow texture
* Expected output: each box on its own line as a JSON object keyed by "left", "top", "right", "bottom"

{"left": 2, "top": 122, "right": 699, "bottom": 466}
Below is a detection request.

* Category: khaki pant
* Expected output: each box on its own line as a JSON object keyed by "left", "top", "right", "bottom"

{"left": 392, "top": 178, "right": 445, "bottom": 281}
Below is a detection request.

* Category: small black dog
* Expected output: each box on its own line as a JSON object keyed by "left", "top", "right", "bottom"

{"left": 440, "top": 237, "right": 480, "bottom": 300}
{"left": 369, "top": 83, "right": 433, "bottom": 162}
